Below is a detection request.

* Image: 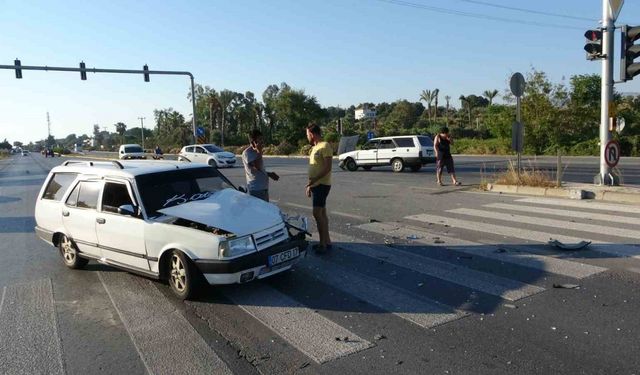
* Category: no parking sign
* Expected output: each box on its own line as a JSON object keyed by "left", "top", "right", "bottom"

{"left": 604, "top": 140, "right": 621, "bottom": 168}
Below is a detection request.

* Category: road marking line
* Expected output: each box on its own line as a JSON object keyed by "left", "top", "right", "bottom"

{"left": 223, "top": 283, "right": 373, "bottom": 364}
{"left": 354, "top": 222, "right": 606, "bottom": 279}
{"left": 516, "top": 197, "right": 640, "bottom": 214}
{"left": 98, "top": 272, "right": 233, "bottom": 375}
{"left": 372, "top": 182, "right": 397, "bottom": 187}
{"left": 302, "top": 254, "right": 468, "bottom": 329}
{"left": 332, "top": 229, "right": 544, "bottom": 301}
{"left": 484, "top": 203, "right": 640, "bottom": 226}
{"left": 0, "top": 279, "right": 64, "bottom": 375}
{"left": 282, "top": 202, "right": 369, "bottom": 221}
{"left": 406, "top": 214, "right": 640, "bottom": 259}
{"left": 448, "top": 208, "right": 640, "bottom": 240}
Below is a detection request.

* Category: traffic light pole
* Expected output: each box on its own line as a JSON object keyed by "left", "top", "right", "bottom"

{"left": 0, "top": 62, "right": 198, "bottom": 144}
{"left": 596, "top": 0, "right": 618, "bottom": 186}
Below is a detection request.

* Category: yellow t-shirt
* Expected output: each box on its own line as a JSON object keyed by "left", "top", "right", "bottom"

{"left": 308, "top": 141, "right": 332, "bottom": 186}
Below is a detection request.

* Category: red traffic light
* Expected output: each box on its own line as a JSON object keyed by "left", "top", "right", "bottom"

{"left": 584, "top": 30, "right": 602, "bottom": 41}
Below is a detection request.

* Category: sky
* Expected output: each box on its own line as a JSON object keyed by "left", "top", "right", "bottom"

{"left": 1, "top": 0, "right": 639, "bottom": 144}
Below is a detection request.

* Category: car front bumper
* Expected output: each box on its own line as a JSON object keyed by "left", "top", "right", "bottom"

{"left": 194, "top": 233, "right": 308, "bottom": 284}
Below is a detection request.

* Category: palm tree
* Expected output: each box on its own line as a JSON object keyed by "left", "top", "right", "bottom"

{"left": 114, "top": 122, "right": 127, "bottom": 144}
{"left": 444, "top": 95, "right": 451, "bottom": 125}
{"left": 419, "top": 90, "right": 434, "bottom": 122}
{"left": 217, "top": 90, "right": 237, "bottom": 146}
{"left": 206, "top": 91, "right": 220, "bottom": 143}
{"left": 433, "top": 89, "right": 440, "bottom": 121}
{"left": 483, "top": 89, "right": 499, "bottom": 106}
{"left": 459, "top": 95, "right": 472, "bottom": 128}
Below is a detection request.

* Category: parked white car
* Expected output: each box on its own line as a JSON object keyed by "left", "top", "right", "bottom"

{"left": 178, "top": 144, "right": 236, "bottom": 168}
{"left": 34, "top": 160, "right": 308, "bottom": 299}
{"left": 118, "top": 144, "right": 146, "bottom": 160}
{"left": 338, "top": 135, "right": 436, "bottom": 172}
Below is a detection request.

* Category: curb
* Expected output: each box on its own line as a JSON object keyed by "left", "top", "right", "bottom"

{"left": 486, "top": 183, "right": 640, "bottom": 204}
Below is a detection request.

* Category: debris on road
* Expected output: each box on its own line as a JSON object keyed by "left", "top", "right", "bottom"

{"left": 374, "top": 334, "right": 386, "bottom": 341}
{"left": 548, "top": 239, "right": 591, "bottom": 251}
{"left": 406, "top": 234, "right": 421, "bottom": 240}
{"left": 503, "top": 304, "right": 517, "bottom": 309}
{"left": 553, "top": 283, "right": 580, "bottom": 289}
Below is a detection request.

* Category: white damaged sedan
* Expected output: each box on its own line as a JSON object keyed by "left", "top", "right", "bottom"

{"left": 35, "top": 160, "right": 308, "bottom": 299}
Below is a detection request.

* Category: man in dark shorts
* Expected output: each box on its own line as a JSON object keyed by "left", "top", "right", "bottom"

{"left": 434, "top": 127, "right": 461, "bottom": 186}
{"left": 305, "top": 123, "right": 333, "bottom": 253}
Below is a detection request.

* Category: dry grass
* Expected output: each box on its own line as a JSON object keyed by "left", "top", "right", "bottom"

{"left": 492, "top": 160, "right": 557, "bottom": 188}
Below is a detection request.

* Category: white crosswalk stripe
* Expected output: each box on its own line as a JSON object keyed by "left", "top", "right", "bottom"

{"left": 484, "top": 203, "right": 640, "bottom": 226}
{"left": 406, "top": 214, "right": 640, "bottom": 259}
{"left": 355, "top": 222, "right": 607, "bottom": 279}
{"left": 223, "top": 282, "right": 373, "bottom": 364}
{"left": 447, "top": 208, "right": 640, "bottom": 240}
{"left": 330, "top": 230, "right": 544, "bottom": 301}
{"left": 300, "top": 254, "right": 468, "bottom": 329}
{"left": 98, "top": 272, "right": 234, "bottom": 375}
{"left": 516, "top": 197, "right": 640, "bottom": 214}
{"left": 0, "top": 279, "right": 64, "bottom": 375}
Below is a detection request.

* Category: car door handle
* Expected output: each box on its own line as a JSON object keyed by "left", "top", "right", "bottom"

{"left": 392, "top": 150, "right": 396, "bottom": 152}
{"left": 96, "top": 218, "right": 106, "bottom": 224}
{"left": 62, "top": 210, "right": 69, "bottom": 217}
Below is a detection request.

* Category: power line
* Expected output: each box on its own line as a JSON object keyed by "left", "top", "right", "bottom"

{"left": 375, "top": 0, "right": 587, "bottom": 30}
{"left": 455, "top": 0, "right": 596, "bottom": 22}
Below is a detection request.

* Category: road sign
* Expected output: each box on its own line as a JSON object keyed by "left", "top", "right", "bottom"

{"left": 510, "top": 73, "right": 525, "bottom": 97}
{"left": 609, "top": 0, "right": 624, "bottom": 21}
{"left": 604, "top": 140, "right": 621, "bottom": 168}
{"left": 196, "top": 126, "right": 205, "bottom": 137}
{"left": 367, "top": 131, "right": 375, "bottom": 140}
{"left": 511, "top": 121, "right": 523, "bottom": 153}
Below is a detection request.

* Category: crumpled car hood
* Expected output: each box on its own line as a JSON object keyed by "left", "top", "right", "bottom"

{"left": 157, "top": 189, "right": 282, "bottom": 237}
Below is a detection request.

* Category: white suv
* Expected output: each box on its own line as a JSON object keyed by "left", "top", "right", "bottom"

{"left": 34, "top": 160, "right": 308, "bottom": 299}
{"left": 118, "top": 144, "right": 146, "bottom": 160}
{"left": 339, "top": 135, "right": 436, "bottom": 172}
{"left": 179, "top": 144, "right": 236, "bottom": 168}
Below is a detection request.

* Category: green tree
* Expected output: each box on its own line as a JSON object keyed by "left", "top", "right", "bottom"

{"left": 483, "top": 89, "right": 499, "bottom": 105}
{"left": 114, "top": 122, "right": 127, "bottom": 144}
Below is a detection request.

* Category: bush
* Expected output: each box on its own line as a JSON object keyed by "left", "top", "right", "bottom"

{"left": 273, "top": 141, "right": 297, "bottom": 155}
{"left": 452, "top": 138, "right": 512, "bottom": 155}
{"left": 298, "top": 144, "right": 312, "bottom": 155}
{"left": 568, "top": 138, "right": 598, "bottom": 156}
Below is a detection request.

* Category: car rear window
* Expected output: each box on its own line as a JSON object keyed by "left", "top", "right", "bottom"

{"left": 418, "top": 136, "right": 434, "bottom": 147}
{"left": 43, "top": 173, "right": 77, "bottom": 201}
{"left": 394, "top": 137, "right": 415, "bottom": 147}
{"left": 124, "top": 146, "right": 143, "bottom": 153}
{"left": 204, "top": 145, "right": 223, "bottom": 153}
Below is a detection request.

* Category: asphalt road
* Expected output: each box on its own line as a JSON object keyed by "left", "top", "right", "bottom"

{"left": 1, "top": 153, "right": 640, "bottom": 374}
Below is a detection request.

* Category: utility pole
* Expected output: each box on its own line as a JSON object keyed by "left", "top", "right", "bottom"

{"left": 138, "top": 117, "right": 146, "bottom": 150}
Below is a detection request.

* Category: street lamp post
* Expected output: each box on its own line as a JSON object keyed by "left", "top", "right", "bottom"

{"left": 138, "top": 117, "right": 145, "bottom": 150}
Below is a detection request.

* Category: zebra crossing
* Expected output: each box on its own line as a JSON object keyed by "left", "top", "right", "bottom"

{"left": 1, "top": 196, "right": 638, "bottom": 374}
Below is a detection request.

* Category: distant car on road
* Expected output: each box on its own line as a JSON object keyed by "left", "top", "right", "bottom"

{"left": 178, "top": 144, "right": 236, "bottom": 168}
{"left": 339, "top": 135, "right": 436, "bottom": 172}
{"left": 34, "top": 160, "right": 308, "bottom": 299}
{"left": 118, "top": 144, "right": 146, "bottom": 160}
{"left": 21, "top": 150, "right": 30, "bottom": 156}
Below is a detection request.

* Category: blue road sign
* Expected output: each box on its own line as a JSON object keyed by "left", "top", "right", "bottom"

{"left": 367, "top": 131, "right": 375, "bottom": 140}
{"left": 196, "top": 126, "right": 205, "bottom": 137}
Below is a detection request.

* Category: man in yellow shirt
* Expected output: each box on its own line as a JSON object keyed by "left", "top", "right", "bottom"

{"left": 305, "top": 123, "right": 333, "bottom": 254}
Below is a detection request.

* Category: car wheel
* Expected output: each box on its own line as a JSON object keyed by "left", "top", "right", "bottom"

{"left": 345, "top": 158, "right": 358, "bottom": 171}
{"left": 363, "top": 166, "right": 372, "bottom": 171}
{"left": 59, "top": 235, "right": 89, "bottom": 269}
{"left": 410, "top": 165, "right": 422, "bottom": 172}
{"left": 168, "top": 251, "right": 201, "bottom": 300}
{"left": 208, "top": 159, "right": 218, "bottom": 168}
{"left": 391, "top": 158, "right": 404, "bottom": 173}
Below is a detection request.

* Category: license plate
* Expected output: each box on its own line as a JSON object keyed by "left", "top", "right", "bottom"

{"left": 268, "top": 248, "right": 299, "bottom": 266}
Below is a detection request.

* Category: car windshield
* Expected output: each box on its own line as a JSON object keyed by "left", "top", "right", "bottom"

{"left": 203, "top": 145, "right": 223, "bottom": 153}
{"left": 125, "top": 146, "right": 143, "bottom": 153}
{"left": 418, "top": 136, "right": 434, "bottom": 147}
{"left": 136, "top": 167, "right": 235, "bottom": 216}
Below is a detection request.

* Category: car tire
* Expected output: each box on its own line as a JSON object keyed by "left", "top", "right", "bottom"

{"left": 363, "top": 166, "right": 372, "bottom": 171}
{"left": 208, "top": 159, "right": 218, "bottom": 168}
{"left": 391, "top": 158, "right": 404, "bottom": 173}
{"left": 58, "top": 235, "right": 89, "bottom": 269}
{"left": 410, "top": 165, "right": 422, "bottom": 172}
{"left": 168, "top": 250, "right": 201, "bottom": 300}
{"left": 345, "top": 158, "right": 358, "bottom": 171}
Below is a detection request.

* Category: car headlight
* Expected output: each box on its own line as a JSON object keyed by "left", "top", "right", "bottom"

{"left": 219, "top": 235, "right": 256, "bottom": 258}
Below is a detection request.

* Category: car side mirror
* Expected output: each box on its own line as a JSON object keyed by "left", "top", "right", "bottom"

{"left": 118, "top": 204, "right": 137, "bottom": 216}
{"left": 238, "top": 186, "right": 247, "bottom": 193}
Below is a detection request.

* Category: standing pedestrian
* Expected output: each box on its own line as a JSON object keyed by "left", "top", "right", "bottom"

{"left": 434, "top": 126, "right": 461, "bottom": 186}
{"left": 305, "top": 123, "right": 333, "bottom": 253}
{"left": 154, "top": 145, "right": 163, "bottom": 159}
{"left": 242, "top": 129, "right": 279, "bottom": 202}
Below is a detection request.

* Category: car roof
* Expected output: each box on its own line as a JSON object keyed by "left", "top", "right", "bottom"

{"left": 49, "top": 160, "right": 207, "bottom": 179}
{"left": 120, "top": 144, "right": 142, "bottom": 148}
{"left": 184, "top": 144, "right": 220, "bottom": 148}
{"left": 369, "top": 135, "right": 430, "bottom": 141}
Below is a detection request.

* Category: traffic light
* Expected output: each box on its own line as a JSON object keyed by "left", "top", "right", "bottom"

{"left": 14, "top": 59, "right": 22, "bottom": 79}
{"left": 79, "top": 61, "right": 87, "bottom": 80}
{"left": 584, "top": 29, "right": 603, "bottom": 60}
{"left": 143, "top": 64, "right": 150, "bottom": 82}
{"left": 621, "top": 25, "right": 640, "bottom": 82}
